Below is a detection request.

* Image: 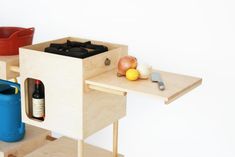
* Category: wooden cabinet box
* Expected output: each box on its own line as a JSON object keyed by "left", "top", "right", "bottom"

{"left": 19, "top": 37, "right": 128, "bottom": 140}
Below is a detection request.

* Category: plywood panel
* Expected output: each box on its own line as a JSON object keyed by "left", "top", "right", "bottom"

{"left": 20, "top": 48, "right": 84, "bottom": 139}
{"left": 83, "top": 91, "right": 126, "bottom": 138}
{"left": 25, "top": 137, "right": 123, "bottom": 157}
{"left": 83, "top": 46, "right": 128, "bottom": 79}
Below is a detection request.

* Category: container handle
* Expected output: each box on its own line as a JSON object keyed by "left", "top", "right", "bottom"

{"left": 0, "top": 79, "right": 20, "bottom": 92}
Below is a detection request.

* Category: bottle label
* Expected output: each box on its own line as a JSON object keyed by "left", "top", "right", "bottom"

{"left": 32, "top": 98, "right": 45, "bottom": 118}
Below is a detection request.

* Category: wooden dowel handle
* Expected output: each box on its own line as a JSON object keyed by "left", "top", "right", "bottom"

{"left": 10, "top": 66, "right": 20, "bottom": 73}
{"left": 46, "top": 135, "right": 57, "bottom": 141}
{"left": 88, "top": 84, "right": 127, "bottom": 96}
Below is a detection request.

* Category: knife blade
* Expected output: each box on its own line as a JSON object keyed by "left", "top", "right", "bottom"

{"left": 151, "top": 72, "right": 165, "bottom": 91}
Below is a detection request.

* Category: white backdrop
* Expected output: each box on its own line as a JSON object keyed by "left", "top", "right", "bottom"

{"left": 1, "top": 0, "right": 235, "bottom": 157}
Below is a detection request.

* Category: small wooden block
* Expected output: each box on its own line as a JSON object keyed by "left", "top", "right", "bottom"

{"left": 0, "top": 125, "right": 51, "bottom": 157}
{"left": 25, "top": 137, "right": 123, "bottom": 157}
{"left": 0, "top": 55, "right": 19, "bottom": 80}
{"left": 85, "top": 69, "right": 202, "bottom": 104}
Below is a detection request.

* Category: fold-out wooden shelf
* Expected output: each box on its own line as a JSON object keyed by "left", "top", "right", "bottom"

{"left": 86, "top": 69, "right": 202, "bottom": 104}
{"left": 0, "top": 125, "right": 51, "bottom": 157}
{"left": 0, "top": 55, "right": 19, "bottom": 80}
{"left": 25, "top": 137, "right": 123, "bottom": 157}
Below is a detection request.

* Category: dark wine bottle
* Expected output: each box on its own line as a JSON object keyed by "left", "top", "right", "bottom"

{"left": 32, "top": 80, "right": 45, "bottom": 121}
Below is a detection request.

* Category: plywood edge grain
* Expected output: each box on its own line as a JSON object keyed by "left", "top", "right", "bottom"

{"left": 85, "top": 79, "right": 166, "bottom": 101}
{"left": 165, "top": 78, "right": 202, "bottom": 104}
{"left": 88, "top": 84, "right": 127, "bottom": 96}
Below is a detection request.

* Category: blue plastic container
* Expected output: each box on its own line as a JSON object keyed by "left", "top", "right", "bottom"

{"left": 0, "top": 79, "right": 25, "bottom": 142}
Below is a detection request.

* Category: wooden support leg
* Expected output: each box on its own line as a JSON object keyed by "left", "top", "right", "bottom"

{"left": 113, "top": 121, "right": 119, "bottom": 157}
{"left": 13, "top": 77, "right": 18, "bottom": 83}
{"left": 78, "top": 140, "right": 84, "bottom": 157}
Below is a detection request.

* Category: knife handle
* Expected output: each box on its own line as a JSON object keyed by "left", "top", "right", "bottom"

{"left": 158, "top": 82, "right": 165, "bottom": 91}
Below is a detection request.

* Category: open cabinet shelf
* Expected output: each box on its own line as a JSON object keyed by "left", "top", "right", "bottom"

{"left": 0, "top": 55, "right": 19, "bottom": 80}
{"left": 86, "top": 69, "right": 202, "bottom": 104}
{"left": 25, "top": 137, "right": 123, "bottom": 157}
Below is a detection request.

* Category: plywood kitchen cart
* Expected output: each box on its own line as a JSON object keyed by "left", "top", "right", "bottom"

{"left": 0, "top": 37, "right": 202, "bottom": 157}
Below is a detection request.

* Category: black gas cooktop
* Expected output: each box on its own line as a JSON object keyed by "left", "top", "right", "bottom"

{"left": 44, "top": 40, "right": 108, "bottom": 59}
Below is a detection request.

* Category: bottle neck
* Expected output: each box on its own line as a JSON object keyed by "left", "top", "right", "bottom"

{"left": 35, "top": 83, "right": 41, "bottom": 91}
{"left": 34, "top": 80, "right": 44, "bottom": 96}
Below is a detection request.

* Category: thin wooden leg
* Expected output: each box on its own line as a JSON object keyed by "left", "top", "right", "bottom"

{"left": 78, "top": 140, "right": 84, "bottom": 157}
{"left": 113, "top": 121, "right": 119, "bottom": 157}
{"left": 13, "top": 78, "right": 18, "bottom": 83}
{"left": 13, "top": 78, "right": 19, "bottom": 94}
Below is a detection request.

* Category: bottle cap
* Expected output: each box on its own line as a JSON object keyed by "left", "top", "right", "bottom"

{"left": 35, "top": 80, "right": 41, "bottom": 85}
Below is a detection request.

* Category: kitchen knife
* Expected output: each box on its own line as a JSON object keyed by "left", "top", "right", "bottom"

{"left": 151, "top": 72, "right": 165, "bottom": 91}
